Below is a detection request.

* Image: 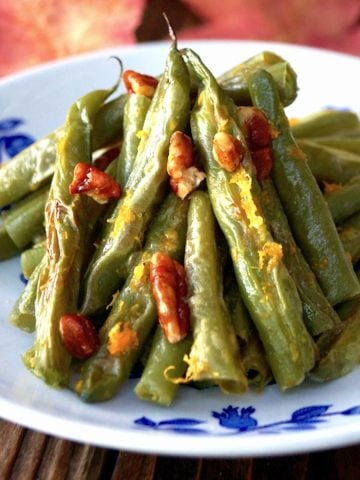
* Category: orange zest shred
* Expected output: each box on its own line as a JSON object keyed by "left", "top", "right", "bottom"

{"left": 107, "top": 322, "right": 139, "bottom": 356}
{"left": 323, "top": 181, "right": 343, "bottom": 194}
{"left": 258, "top": 241, "right": 283, "bottom": 272}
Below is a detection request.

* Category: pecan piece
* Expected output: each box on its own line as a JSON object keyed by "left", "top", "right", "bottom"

{"left": 93, "top": 146, "right": 120, "bottom": 171}
{"left": 59, "top": 314, "right": 99, "bottom": 359}
{"left": 212, "top": 131, "right": 245, "bottom": 172}
{"left": 237, "top": 106, "right": 274, "bottom": 181}
{"left": 150, "top": 251, "right": 190, "bottom": 343}
{"left": 251, "top": 147, "right": 273, "bottom": 182}
{"left": 122, "top": 69, "right": 158, "bottom": 98}
{"left": 69, "top": 162, "right": 121, "bottom": 204}
{"left": 167, "top": 131, "right": 206, "bottom": 199}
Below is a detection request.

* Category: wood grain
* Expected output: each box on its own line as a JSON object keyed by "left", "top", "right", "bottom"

{"left": 1, "top": 418, "right": 360, "bottom": 479}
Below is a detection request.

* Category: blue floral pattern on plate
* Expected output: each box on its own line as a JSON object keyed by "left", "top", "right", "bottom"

{"left": 134, "top": 404, "right": 360, "bottom": 435}
{"left": 0, "top": 118, "right": 34, "bottom": 163}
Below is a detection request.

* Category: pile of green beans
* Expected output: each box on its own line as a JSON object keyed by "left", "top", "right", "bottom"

{"left": 2, "top": 41, "right": 360, "bottom": 407}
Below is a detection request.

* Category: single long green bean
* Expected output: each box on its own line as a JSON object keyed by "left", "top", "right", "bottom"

{"left": 134, "top": 326, "right": 192, "bottom": 406}
{"left": 80, "top": 41, "right": 190, "bottom": 316}
{"left": 183, "top": 191, "right": 247, "bottom": 394}
{"left": 2, "top": 185, "right": 48, "bottom": 248}
{"left": 298, "top": 141, "right": 360, "bottom": 184}
{"left": 186, "top": 48, "right": 316, "bottom": 390}
{"left": 9, "top": 256, "right": 46, "bottom": 333}
{"left": 0, "top": 130, "right": 60, "bottom": 209}
{"left": 23, "top": 83, "right": 117, "bottom": 387}
{"left": 218, "top": 51, "right": 298, "bottom": 107}
{"left": 290, "top": 109, "right": 360, "bottom": 139}
{"left": 325, "top": 176, "right": 360, "bottom": 224}
{"left": 308, "top": 137, "right": 360, "bottom": 155}
{"left": 20, "top": 242, "right": 46, "bottom": 279}
{"left": 338, "top": 211, "right": 360, "bottom": 265}
{"left": 79, "top": 193, "right": 189, "bottom": 402}
{"left": 0, "top": 222, "right": 20, "bottom": 260}
{"left": 309, "top": 308, "right": 360, "bottom": 382}
{"left": 260, "top": 177, "right": 340, "bottom": 336}
{"left": 242, "top": 331, "right": 273, "bottom": 389}
{"left": 116, "top": 93, "right": 151, "bottom": 186}
{"left": 224, "top": 267, "right": 252, "bottom": 342}
{"left": 249, "top": 69, "right": 360, "bottom": 305}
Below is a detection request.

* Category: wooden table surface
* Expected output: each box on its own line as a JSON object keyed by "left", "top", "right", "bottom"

{"left": 0, "top": 417, "right": 359, "bottom": 479}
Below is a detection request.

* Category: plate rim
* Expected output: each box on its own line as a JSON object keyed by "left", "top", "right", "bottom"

{"left": 1, "top": 39, "right": 360, "bottom": 457}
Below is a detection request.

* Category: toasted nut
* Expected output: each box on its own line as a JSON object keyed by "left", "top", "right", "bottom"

{"left": 150, "top": 251, "right": 190, "bottom": 343}
{"left": 59, "top": 314, "right": 99, "bottom": 359}
{"left": 168, "top": 131, "right": 194, "bottom": 178}
{"left": 167, "top": 131, "right": 206, "bottom": 199}
{"left": 237, "top": 106, "right": 273, "bottom": 149}
{"left": 213, "top": 131, "right": 245, "bottom": 172}
{"left": 251, "top": 147, "right": 273, "bottom": 181}
{"left": 122, "top": 70, "right": 159, "bottom": 98}
{"left": 170, "top": 166, "right": 206, "bottom": 200}
{"left": 237, "top": 107, "right": 273, "bottom": 181}
{"left": 69, "top": 163, "right": 121, "bottom": 204}
{"left": 93, "top": 146, "right": 120, "bottom": 171}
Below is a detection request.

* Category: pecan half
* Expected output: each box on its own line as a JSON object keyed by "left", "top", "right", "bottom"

{"left": 150, "top": 251, "right": 190, "bottom": 343}
{"left": 59, "top": 314, "right": 99, "bottom": 359}
{"left": 212, "top": 131, "right": 245, "bottom": 172}
{"left": 122, "top": 69, "right": 158, "bottom": 98}
{"left": 237, "top": 106, "right": 273, "bottom": 181}
{"left": 69, "top": 162, "right": 121, "bottom": 204}
{"left": 167, "top": 131, "right": 206, "bottom": 199}
{"left": 251, "top": 148, "right": 273, "bottom": 182}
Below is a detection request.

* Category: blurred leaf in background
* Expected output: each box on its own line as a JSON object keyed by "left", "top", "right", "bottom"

{"left": 0, "top": 0, "right": 359, "bottom": 77}
{"left": 177, "top": 0, "right": 360, "bottom": 54}
{"left": 0, "top": 0, "right": 145, "bottom": 76}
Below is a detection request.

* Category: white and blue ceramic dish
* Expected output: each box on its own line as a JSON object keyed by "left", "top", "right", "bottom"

{"left": 1, "top": 40, "right": 360, "bottom": 457}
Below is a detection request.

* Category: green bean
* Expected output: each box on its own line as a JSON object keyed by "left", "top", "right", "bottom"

{"left": 338, "top": 212, "right": 360, "bottom": 265}
{"left": 9, "top": 256, "right": 46, "bottom": 333}
{"left": 79, "top": 193, "right": 189, "bottom": 402}
{"left": 0, "top": 93, "right": 127, "bottom": 209}
{"left": 116, "top": 94, "right": 151, "bottom": 186}
{"left": 308, "top": 137, "right": 360, "bottom": 155}
{"left": 223, "top": 265, "right": 272, "bottom": 388}
{"left": 242, "top": 331, "right": 273, "bottom": 389}
{"left": 0, "top": 131, "right": 60, "bottom": 209}
{"left": 2, "top": 185, "right": 48, "bottom": 248}
{"left": 260, "top": 177, "right": 340, "bottom": 336}
{"left": 291, "top": 109, "right": 360, "bottom": 139}
{"left": 224, "top": 267, "right": 252, "bottom": 342}
{"left": 310, "top": 308, "right": 360, "bottom": 382}
{"left": 249, "top": 69, "right": 360, "bottom": 305}
{"left": 183, "top": 191, "right": 247, "bottom": 394}
{"left": 218, "top": 51, "right": 298, "bottom": 107}
{"left": 325, "top": 176, "right": 360, "bottom": 224}
{"left": 0, "top": 222, "right": 20, "bottom": 260}
{"left": 92, "top": 94, "right": 128, "bottom": 151}
{"left": 186, "top": 48, "right": 316, "bottom": 390}
{"left": 20, "top": 242, "right": 46, "bottom": 279}
{"left": 23, "top": 83, "right": 117, "bottom": 387}
{"left": 134, "top": 326, "right": 192, "bottom": 406}
{"left": 298, "top": 141, "right": 360, "bottom": 184}
{"left": 80, "top": 41, "right": 190, "bottom": 316}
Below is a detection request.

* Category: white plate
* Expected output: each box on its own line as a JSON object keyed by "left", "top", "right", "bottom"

{"left": 1, "top": 40, "right": 360, "bottom": 458}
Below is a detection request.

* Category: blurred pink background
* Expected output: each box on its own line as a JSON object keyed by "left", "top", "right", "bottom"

{"left": 1, "top": 0, "right": 359, "bottom": 77}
